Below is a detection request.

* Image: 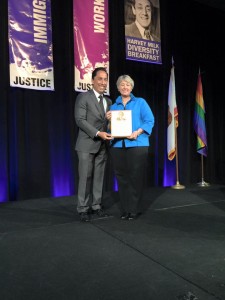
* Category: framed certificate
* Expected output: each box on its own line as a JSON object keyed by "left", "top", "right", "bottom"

{"left": 111, "top": 110, "right": 132, "bottom": 137}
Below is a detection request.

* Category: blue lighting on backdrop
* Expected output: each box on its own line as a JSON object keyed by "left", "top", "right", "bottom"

{"left": 49, "top": 143, "right": 75, "bottom": 197}
{"left": 163, "top": 152, "right": 176, "bottom": 186}
{"left": 0, "top": 128, "right": 8, "bottom": 202}
{"left": 51, "top": 169, "right": 73, "bottom": 197}
{"left": 0, "top": 172, "right": 8, "bottom": 202}
{"left": 48, "top": 119, "right": 75, "bottom": 197}
{"left": 8, "top": 98, "right": 19, "bottom": 202}
{"left": 113, "top": 176, "right": 118, "bottom": 191}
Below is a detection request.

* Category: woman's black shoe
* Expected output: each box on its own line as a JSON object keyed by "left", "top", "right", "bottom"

{"left": 120, "top": 213, "right": 129, "bottom": 220}
{"left": 128, "top": 213, "right": 136, "bottom": 220}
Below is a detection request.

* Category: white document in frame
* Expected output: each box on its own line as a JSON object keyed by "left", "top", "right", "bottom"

{"left": 111, "top": 110, "right": 132, "bottom": 137}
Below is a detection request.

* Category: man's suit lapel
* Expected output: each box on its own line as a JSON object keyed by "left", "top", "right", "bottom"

{"left": 105, "top": 97, "right": 111, "bottom": 113}
{"left": 131, "top": 23, "right": 142, "bottom": 39}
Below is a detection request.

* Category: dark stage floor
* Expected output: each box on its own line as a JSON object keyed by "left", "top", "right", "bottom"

{"left": 1, "top": 185, "right": 225, "bottom": 300}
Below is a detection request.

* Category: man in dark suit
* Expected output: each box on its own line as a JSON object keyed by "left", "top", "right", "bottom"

{"left": 125, "top": 0, "right": 160, "bottom": 42}
{"left": 74, "top": 67, "right": 112, "bottom": 222}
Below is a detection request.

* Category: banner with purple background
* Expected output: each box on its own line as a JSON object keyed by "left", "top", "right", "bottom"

{"left": 73, "top": 0, "right": 109, "bottom": 94}
{"left": 124, "top": 0, "right": 162, "bottom": 64}
{"left": 8, "top": 0, "right": 54, "bottom": 91}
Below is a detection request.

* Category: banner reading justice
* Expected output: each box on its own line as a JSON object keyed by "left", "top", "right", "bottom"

{"left": 124, "top": 0, "right": 161, "bottom": 64}
{"left": 8, "top": 0, "right": 54, "bottom": 90}
{"left": 73, "top": 0, "right": 109, "bottom": 94}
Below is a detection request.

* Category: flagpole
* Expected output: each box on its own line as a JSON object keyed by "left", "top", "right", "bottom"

{"left": 194, "top": 69, "right": 209, "bottom": 187}
{"left": 167, "top": 57, "right": 185, "bottom": 189}
{"left": 197, "top": 154, "right": 210, "bottom": 187}
{"left": 172, "top": 125, "right": 185, "bottom": 189}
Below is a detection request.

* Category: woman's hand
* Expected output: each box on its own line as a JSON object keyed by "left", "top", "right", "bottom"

{"left": 106, "top": 111, "right": 111, "bottom": 120}
{"left": 127, "top": 129, "right": 143, "bottom": 140}
{"left": 127, "top": 130, "right": 139, "bottom": 140}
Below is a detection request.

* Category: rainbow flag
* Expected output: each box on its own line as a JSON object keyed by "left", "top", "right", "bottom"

{"left": 194, "top": 72, "right": 207, "bottom": 156}
{"left": 167, "top": 65, "right": 178, "bottom": 161}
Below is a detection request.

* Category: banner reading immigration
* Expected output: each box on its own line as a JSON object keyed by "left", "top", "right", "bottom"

{"left": 8, "top": 0, "right": 54, "bottom": 91}
{"left": 124, "top": 0, "right": 161, "bottom": 64}
{"left": 73, "top": 0, "right": 109, "bottom": 94}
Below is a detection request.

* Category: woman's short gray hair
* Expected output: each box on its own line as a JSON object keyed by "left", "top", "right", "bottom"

{"left": 116, "top": 75, "right": 134, "bottom": 89}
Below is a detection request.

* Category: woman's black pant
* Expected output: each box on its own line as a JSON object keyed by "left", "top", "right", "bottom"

{"left": 110, "top": 146, "right": 149, "bottom": 214}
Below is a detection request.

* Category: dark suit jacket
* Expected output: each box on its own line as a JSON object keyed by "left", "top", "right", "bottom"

{"left": 125, "top": 22, "right": 160, "bottom": 42}
{"left": 75, "top": 89, "right": 112, "bottom": 154}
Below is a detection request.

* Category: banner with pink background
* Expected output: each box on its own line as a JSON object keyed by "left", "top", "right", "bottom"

{"left": 73, "top": 0, "right": 109, "bottom": 94}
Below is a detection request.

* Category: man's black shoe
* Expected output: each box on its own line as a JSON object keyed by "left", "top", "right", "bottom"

{"left": 79, "top": 212, "right": 90, "bottom": 222}
{"left": 128, "top": 212, "right": 142, "bottom": 220}
{"left": 93, "top": 209, "right": 109, "bottom": 217}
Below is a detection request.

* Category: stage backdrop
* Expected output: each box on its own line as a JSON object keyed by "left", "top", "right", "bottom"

{"left": 0, "top": 0, "right": 225, "bottom": 203}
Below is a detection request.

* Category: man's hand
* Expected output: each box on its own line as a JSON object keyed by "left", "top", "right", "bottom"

{"left": 98, "top": 131, "right": 113, "bottom": 140}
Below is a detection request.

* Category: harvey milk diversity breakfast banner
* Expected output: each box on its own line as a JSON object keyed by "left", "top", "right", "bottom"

{"left": 8, "top": 0, "right": 54, "bottom": 91}
{"left": 124, "top": 0, "right": 161, "bottom": 64}
{"left": 73, "top": 0, "right": 110, "bottom": 94}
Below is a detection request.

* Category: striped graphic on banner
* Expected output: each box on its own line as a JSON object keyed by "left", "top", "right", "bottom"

{"left": 73, "top": 0, "right": 109, "bottom": 94}
{"left": 194, "top": 72, "right": 207, "bottom": 156}
{"left": 8, "top": 0, "right": 54, "bottom": 91}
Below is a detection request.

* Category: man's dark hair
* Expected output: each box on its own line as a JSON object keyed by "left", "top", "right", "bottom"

{"left": 92, "top": 67, "right": 108, "bottom": 80}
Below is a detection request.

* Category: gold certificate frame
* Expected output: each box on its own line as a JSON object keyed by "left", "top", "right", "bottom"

{"left": 111, "top": 110, "right": 132, "bottom": 137}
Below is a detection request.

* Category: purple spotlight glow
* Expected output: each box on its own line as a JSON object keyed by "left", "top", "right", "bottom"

{"left": 113, "top": 175, "right": 118, "bottom": 191}
{"left": 163, "top": 154, "right": 176, "bottom": 187}
{"left": 50, "top": 154, "right": 75, "bottom": 197}
{"left": 48, "top": 107, "right": 75, "bottom": 198}
{"left": 0, "top": 184, "right": 8, "bottom": 202}
{"left": 49, "top": 135, "right": 75, "bottom": 197}
{"left": 0, "top": 154, "right": 8, "bottom": 202}
{"left": 51, "top": 172, "right": 72, "bottom": 197}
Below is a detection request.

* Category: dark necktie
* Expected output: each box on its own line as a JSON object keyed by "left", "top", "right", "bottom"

{"left": 99, "top": 95, "right": 105, "bottom": 115}
{"left": 144, "top": 29, "right": 151, "bottom": 40}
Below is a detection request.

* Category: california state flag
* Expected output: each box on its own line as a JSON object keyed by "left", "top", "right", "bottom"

{"left": 167, "top": 64, "right": 178, "bottom": 161}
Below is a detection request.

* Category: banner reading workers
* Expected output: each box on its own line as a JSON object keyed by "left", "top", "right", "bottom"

{"left": 73, "top": 0, "right": 109, "bottom": 94}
